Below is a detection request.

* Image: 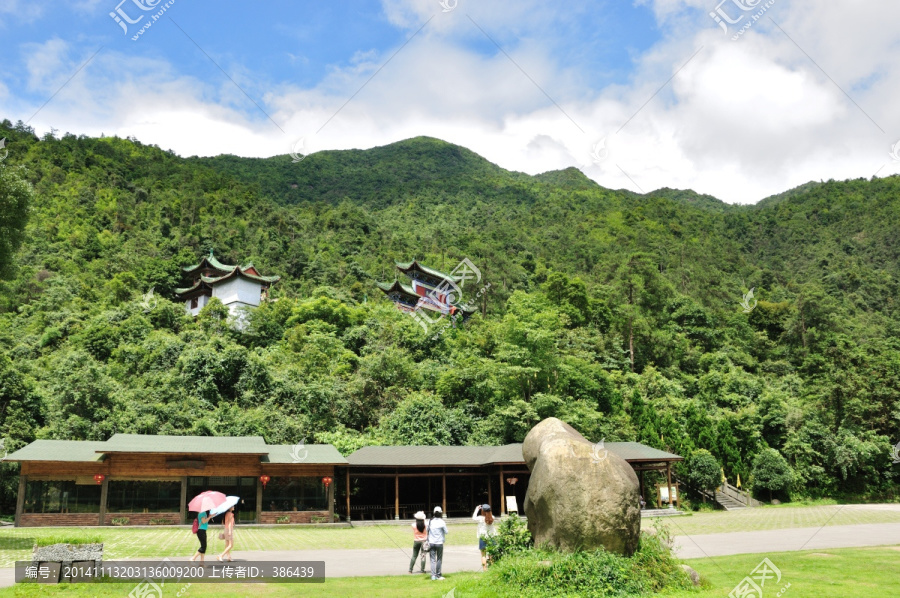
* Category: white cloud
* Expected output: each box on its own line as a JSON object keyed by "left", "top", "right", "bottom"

{"left": 6, "top": 0, "right": 900, "bottom": 203}
{"left": 0, "top": 0, "right": 45, "bottom": 27}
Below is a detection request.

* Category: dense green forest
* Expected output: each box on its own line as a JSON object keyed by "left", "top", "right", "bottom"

{"left": 0, "top": 117, "right": 898, "bottom": 512}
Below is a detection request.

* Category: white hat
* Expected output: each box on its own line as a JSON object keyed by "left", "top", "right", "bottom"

{"left": 433, "top": 506, "right": 442, "bottom": 513}
{"left": 414, "top": 511, "right": 426, "bottom": 520}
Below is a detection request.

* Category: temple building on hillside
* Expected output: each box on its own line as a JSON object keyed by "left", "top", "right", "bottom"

{"left": 377, "top": 260, "right": 477, "bottom": 319}
{"left": 175, "top": 250, "right": 280, "bottom": 319}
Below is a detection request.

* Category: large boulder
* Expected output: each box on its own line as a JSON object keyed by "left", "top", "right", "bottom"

{"left": 523, "top": 418, "right": 641, "bottom": 555}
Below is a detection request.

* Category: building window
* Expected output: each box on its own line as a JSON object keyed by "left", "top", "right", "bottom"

{"left": 187, "top": 476, "right": 258, "bottom": 523}
{"left": 263, "top": 477, "right": 327, "bottom": 512}
{"left": 24, "top": 480, "right": 102, "bottom": 514}
{"left": 107, "top": 481, "right": 181, "bottom": 513}
{"left": 190, "top": 297, "right": 198, "bottom": 309}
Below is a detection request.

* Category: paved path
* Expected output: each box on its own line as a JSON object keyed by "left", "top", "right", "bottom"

{"left": 673, "top": 522, "right": 900, "bottom": 559}
{"left": 2, "top": 523, "right": 898, "bottom": 587}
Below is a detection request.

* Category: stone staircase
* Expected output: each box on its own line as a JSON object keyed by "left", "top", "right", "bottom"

{"left": 715, "top": 490, "right": 749, "bottom": 511}
{"left": 676, "top": 476, "right": 761, "bottom": 511}
{"left": 714, "top": 483, "right": 762, "bottom": 511}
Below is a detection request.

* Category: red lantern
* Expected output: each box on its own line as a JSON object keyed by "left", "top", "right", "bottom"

{"left": 322, "top": 476, "right": 333, "bottom": 489}
{"left": 506, "top": 477, "right": 518, "bottom": 486}
{"left": 93, "top": 474, "right": 105, "bottom": 485}
{"left": 260, "top": 475, "right": 271, "bottom": 489}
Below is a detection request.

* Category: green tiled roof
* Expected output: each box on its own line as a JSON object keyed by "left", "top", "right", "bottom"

{"left": 376, "top": 280, "right": 418, "bottom": 296}
{"left": 4, "top": 440, "right": 107, "bottom": 462}
{"left": 201, "top": 269, "right": 280, "bottom": 286}
{"left": 602, "top": 442, "right": 683, "bottom": 462}
{"left": 183, "top": 250, "right": 236, "bottom": 274}
{"left": 346, "top": 442, "right": 681, "bottom": 467}
{"left": 263, "top": 445, "right": 348, "bottom": 464}
{"left": 346, "top": 445, "right": 523, "bottom": 467}
{"left": 174, "top": 279, "right": 211, "bottom": 295}
{"left": 101, "top": 434, "right": 269, "bottom": 454}
{"left": 395, "top": 260, "right": 460, "bottom": 283}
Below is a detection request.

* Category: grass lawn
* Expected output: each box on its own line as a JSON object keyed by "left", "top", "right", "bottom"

{"left": 1, "top": 505, "right": 899, "bottom": 567}
{"left": 0, "top": 546, "right": 898, "bottom": 597}
{"left": 0, "top": 524, "right": 477, "bottom": 567}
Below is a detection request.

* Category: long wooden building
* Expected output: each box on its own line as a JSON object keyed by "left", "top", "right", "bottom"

{"left": 4, "top": 435, "right": 682, "bottom": 527}
{"left": 343, "top": 442, "right": 683, "bottom": 520}
{"left": 5, "top": 434, "right": 344, "bottom": 527}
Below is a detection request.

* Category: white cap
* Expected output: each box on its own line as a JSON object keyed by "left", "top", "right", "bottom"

{"left": 433, "top": 506, "right": 442, "bottom": 513}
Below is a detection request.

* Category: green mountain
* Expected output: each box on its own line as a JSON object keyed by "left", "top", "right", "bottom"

{"left": 0, "top": 118, "right": 898, "bottom": 512}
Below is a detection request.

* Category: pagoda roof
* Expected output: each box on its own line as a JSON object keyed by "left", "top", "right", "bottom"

{"left": 176, "top": 252, "right": 280, "bottom": 298}
{"left": 376, "top": 280, "right": 419, "bottom": 297}
{"left": 376, "top": 280, "right": 477, "bottom": 315}
{"left": 174, "top": 279, "right": 213, "bottom": 296}
{"left": 395, "top": 260, "right": 461, "bottom": 284}
{"left": 183, "top": 250, "right": 236, "bottom": 275}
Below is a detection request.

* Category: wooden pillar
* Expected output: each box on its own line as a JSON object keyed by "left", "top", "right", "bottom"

{"left": 15, "top": 474, "right": 26, "bottom": 527}
{"left": 179, "top": 477, "right": 187, "bottom": 524}
{"left": 441, "top": 468, "right": 447, "bottom": 514}
{"left": 428, "top": 476, "right": 432, "bottom": 511}
{"left": 487, "top": 473, "right": 492, "bottom": 509}
{"left": 98, "top": 477, "right": 109, "bottom": 526}
{"left": 666, "top": 462, "right": 673, "bottom": 510}
{"left": 469, "top": 476, "right": 474, "bottom": 509}
{"left": 328, "top": 471, "right": 335, "bottom": 523}
{"left": 639, "top": 471, "right": 645, "bottom": 508}
{"left": 394, "top": 474, "right": 400, "bottom": 520}
{"left": 499, "top": 467, "right": 506, "bottom": 515}
{"left": 256, "top": 478, "right": 263, "bottom": 524}
{"left": 345, "top": 471, "right": 351, "bottom": 522}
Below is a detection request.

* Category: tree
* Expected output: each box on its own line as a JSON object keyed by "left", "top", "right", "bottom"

{"left": 751, "top": 448, "right": 793, "bottom": 501}
{"left": 0, "top": 165, "right": 31, "bottom": 278}
{"left": 687, "top": 449, "right": 721, "bottom": 501}
{"left": 379, "top": 392, "right": 469, "bottom": 445}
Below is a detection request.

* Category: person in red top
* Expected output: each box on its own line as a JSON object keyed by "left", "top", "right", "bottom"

{"left": 408, "top": 511, "right": 428, "bottom": 574}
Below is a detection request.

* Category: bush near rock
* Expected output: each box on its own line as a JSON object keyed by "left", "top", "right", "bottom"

{"left": 523, "top": 417, "right": 641, "bottom": 555}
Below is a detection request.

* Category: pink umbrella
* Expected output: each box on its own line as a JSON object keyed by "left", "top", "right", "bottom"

{"left": 188, "top": 490, "right": 227, "bottom": 513}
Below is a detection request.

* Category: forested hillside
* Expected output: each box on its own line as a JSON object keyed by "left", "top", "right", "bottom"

{"left": 0, "top": 118, "right": 898, "bottom": 512}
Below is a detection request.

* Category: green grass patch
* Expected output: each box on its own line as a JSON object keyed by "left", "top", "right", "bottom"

{"left": 0, "top": 524, "right": 478, "bottom": 567}
{"left": 1, "top": 546, "right": 898, "bottom": 597}
{"left": 33, "top": 535, "right": 103, "bottom": 547}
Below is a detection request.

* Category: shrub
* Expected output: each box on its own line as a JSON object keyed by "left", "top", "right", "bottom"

{"left": 275, "top": 516, "right": 291, "bottom": 524}
{"left": 687, "top": 449, "right": 721, "bottom": 500}
{"left": 485, "top": 514, "right": 533, "bottom": 562}
{"left": 476, "top": 523, "right": 692, "bottom": 597}
{"left": 149, "top": 518, "right": 173, "bottom": 525}
{"left": 110, "top": 518, "right": 129, "bottom": 526}
{"left": 751, "top": 448, "right": 794, "bottom": 501}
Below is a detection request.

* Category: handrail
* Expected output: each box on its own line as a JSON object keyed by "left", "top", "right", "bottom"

{"left": 718, "top": 482, "right": 762, "bottom": 507}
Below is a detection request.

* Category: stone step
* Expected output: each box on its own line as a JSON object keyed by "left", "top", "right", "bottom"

{"left": 641, "top": 508, "right": 686, "bottom": 517}
{"left": 715, "top": 491, "right": 748, "bottom": 511}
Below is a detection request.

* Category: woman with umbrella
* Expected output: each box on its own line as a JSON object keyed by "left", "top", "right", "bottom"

{"left": 214, "top": 496, "right": 240, "bottom": 562}
{"left": 190, "top": 509, "right": 214, "bottom": 563}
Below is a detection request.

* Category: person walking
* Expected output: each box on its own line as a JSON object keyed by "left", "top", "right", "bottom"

{"left": 408, "top": 510, "right": 427, "bottom": 574}
{"left": 217, "top": 506, "right": 235, "bottom": 562}
{"left": 428, "top": 506, "right": 448, "bottom": 580}
{"left": 190, "top": 510, "right": 214, "bottom": 563}
{"left": 472, "top": 504, "right": 497, "bottom": 571}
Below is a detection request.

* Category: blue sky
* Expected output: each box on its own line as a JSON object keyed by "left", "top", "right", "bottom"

{"left": 1, "top": 0, "right": 899, "bottom": 203}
